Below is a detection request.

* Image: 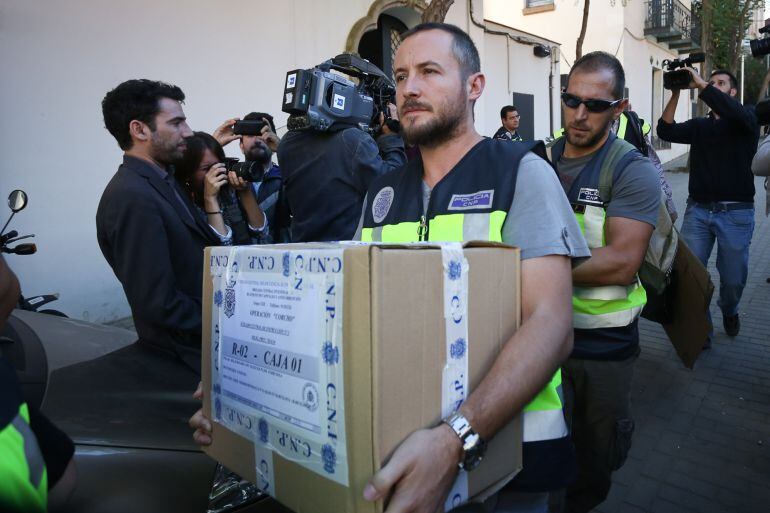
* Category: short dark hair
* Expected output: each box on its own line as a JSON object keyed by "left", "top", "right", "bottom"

{"left": 710, "top": 69, "right": 738, "bottom": 90}
{"left": 500, "top": 105, "right": 518, "bottom": 119}
{"left": 102, "top": 79, "right": 185, "bottom": 150}
{"left": 568, "top": 51, "right": 625, "bottom": 100}
{"left": 400, "top": 22, "right": 480, "bottom": 80}
{"left": 243, "top": 112, "right": 276, "bottom": 134}
{"left": 175, "top": 131, "right": 225, "bottom": 186}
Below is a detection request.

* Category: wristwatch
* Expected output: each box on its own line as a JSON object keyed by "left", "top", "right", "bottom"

{"left": 442, "top": 413, "right": 487, "bottom": 471}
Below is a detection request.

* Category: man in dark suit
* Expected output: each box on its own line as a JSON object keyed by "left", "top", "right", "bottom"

{"left": 97, "top": 79, "right": 218, "bottom": 371}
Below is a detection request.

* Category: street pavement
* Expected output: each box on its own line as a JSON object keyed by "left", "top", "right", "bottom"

{"left": 596, "top": 170, "right": 770, "bottom": 513}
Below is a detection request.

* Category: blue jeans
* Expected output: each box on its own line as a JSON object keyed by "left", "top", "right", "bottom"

{"left": 680, "top": 201, "right": 755, "bottom": 321}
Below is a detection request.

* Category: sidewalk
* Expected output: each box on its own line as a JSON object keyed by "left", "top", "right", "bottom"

{"left": 597, "top": 171, "right": 770, "bottom": 513}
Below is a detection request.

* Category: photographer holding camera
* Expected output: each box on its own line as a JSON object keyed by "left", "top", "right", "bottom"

{"left": 175, "top": 131, "right": 266, "bottom": 245}
{"left": 277, "top": 55, "right": 407, "bottom": 242}
{"left": 658, "top": 66, "right": 759, "bottom": 340}
{"left": 213, "top": 112, "right": 290, "bottom": 244}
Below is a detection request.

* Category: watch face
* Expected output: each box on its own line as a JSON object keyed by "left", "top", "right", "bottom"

{"left": 462, "top": 439, "right": 487, "bottom": 471}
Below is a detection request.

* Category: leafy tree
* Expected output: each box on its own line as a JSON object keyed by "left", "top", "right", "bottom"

{"left": 694, "top": 0, "right": 762, "bottom": 75}
{"left": 744, "top": 55, "right": 769, "bottom": 102}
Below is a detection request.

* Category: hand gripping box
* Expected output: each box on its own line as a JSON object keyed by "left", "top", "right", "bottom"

{"left": 201, "top": 242, "right": 523, "bottom": 513}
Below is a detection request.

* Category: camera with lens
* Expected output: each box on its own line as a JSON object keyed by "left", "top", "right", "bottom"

{"left": 663, "top": 53, "right": 706, "bottom": 90}
{"left": 749, "top": 23, "right": 770, "bottom": 58}
{"left": 223, "top": 157, "right": 264, "bottom": 182}
{"left": 232, "top": 119, "right": 267, "bottom": 136}
{"left": 281, "top": 53, "right": 398, "bottom": 134}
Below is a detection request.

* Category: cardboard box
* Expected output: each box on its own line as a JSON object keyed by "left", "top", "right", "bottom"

{"left": 202, "top": 242, "right": 522, "bottom": 513}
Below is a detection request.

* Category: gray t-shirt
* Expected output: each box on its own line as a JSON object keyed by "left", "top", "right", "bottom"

{"left": 355, "top": 152, "right": 591, "bottom": 263}
{"left": 557, "top": 152, "right": 660, "bottom": 226}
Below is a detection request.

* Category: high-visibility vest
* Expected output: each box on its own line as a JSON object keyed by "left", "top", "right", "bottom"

{"left": 360, "top": 138, "right": 569, "bottom": 448}
{"left": 0, "top": 402, "right": 47, "bottom": 513}
{"left": 549, "top": 133, "right": 647, "bottom": 334}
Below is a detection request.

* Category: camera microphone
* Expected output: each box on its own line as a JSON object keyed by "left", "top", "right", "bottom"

{"left": 688, "top": 53, "right": 706, "bottom": 64}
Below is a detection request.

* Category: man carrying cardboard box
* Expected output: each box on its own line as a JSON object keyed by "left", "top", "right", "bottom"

{"left": 191, "top": 23, "right": 590, "bottom": 512}
{"left": 355, "top": 23, "right": 591, "bottom": 512}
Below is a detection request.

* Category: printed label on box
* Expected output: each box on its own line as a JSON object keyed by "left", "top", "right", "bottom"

{"left": 209, "top": 247, "right": 348, "bottom": 486}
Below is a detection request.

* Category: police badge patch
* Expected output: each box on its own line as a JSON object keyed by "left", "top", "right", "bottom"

{"left": 577, "top": 187, "right": 603, "bottom": 206}
{"left": 372, "top": 186, "right": 394, "bottom": 223}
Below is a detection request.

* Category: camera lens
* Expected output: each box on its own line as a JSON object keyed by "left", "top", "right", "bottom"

{"left": 750, "top": 37, "right": 770, "bottom": 58}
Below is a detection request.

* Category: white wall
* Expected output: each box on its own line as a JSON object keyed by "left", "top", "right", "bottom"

{"left": 484, "top": 0, "right": 694, "bottom": 162}
{"left": 0, "top": 0, "right": 491, "bottom": 322}
{"left": 484, "top": 0, "right": 625, "bottom": 71}
{"left": 481, "top": 23, "right": 559, "bottom": 139}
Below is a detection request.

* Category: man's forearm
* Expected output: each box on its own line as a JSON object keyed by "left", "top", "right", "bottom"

{"left": 572, "top": 246, "right": 640, "bottom": 287}
{"left": 237, "top": 189, "right": 266, "bottom": 229}
{"left": 458, "top": 256, "right": 573, "bottom": 440}
{"left": 459, "top": 306, "right": 571, "bottom": 440}
{"left": 661, "top": 90, "right": 680, "bottom": 124}
{"left": 699, "top": 84, "right": 756, "bottom": 131}
{"left": 376, "top": 134, "right": 407, "bottom": 172}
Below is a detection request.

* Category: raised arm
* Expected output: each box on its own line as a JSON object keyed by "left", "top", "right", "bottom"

{"left": 657, "top": 89, "right": 696, "bottom": 144}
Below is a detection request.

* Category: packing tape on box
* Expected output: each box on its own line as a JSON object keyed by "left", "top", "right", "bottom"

{"left": 208, "top": 246, "right": 349, "bottom": 490}
{"left": 440, "top": 243, "right": 470, "bottom": 509}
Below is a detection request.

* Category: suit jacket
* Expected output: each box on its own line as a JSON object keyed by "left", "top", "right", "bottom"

{"left": 96, "top": 155, "right": 218, "bottom": 371}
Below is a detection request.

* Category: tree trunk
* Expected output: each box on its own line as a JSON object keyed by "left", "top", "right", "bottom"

{"left": 421, "top": 0, "right": 455, "bottom": 23}
{"left": 697, "top": 0, "right": 713, "bottom": 116}
{"left": 576, "top": 0, "right": 591, "bottom": 61}
{"left": 728, "top": 0, "right": 753, "bottom": 75}
{"left": 758, "top": 67, "right": 770, "bottom": 102}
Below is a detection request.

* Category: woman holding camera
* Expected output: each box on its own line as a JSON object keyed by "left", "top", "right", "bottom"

{"left": 175, "top": 132, "right": 266, "bottom": 245}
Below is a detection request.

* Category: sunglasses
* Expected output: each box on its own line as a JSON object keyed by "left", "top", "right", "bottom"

{"left": 561, "top": 92, "right": 623, "bottom": 113}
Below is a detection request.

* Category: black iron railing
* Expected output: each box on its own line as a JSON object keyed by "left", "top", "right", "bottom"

{"left": 645, "top": 0, "right": 701, "bottom": 46}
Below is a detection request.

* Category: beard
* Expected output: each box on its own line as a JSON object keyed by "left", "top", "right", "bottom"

{"left": 565, "top": 117, "right": 613, "bottom": 149}
{"left": 150, "top": 131, "right": 186, "bottom": 165}
{"left": 400, "top": 89, "right": 466, "bottom": 148}
{"left": 244, "top": 141, "right": 272, "bottom": 165}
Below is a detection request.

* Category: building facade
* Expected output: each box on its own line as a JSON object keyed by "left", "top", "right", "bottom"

{"left": 484, "top": 0, "right": 700, "bottom": 162}
{"left": 0, "top": 0, "right": 557, "bottom": 322}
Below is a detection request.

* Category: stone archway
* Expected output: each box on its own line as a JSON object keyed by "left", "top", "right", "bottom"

{"left": 345, "top": 0, "right": 429, "bottom": 53}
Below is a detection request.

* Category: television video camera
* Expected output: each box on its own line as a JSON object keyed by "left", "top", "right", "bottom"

{"left": 281, "top": 53, "right": 398, "bottom": 134}
{"left": 750, "top": 23, "right": 770, "bottom": 58}
{"left": 663, "top": 53, "right": 706, "bottom": 90}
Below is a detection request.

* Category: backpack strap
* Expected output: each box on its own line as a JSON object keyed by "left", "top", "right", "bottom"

{"left": 598, "top": 138, "right": 637, "bottom": 203}
{"left": 626, "top": 111, "right": 650, "bottom": 157}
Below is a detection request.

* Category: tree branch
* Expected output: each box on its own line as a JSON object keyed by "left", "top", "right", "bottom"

{"left": 576, "top": 0, "right": 591, "bottom": 60}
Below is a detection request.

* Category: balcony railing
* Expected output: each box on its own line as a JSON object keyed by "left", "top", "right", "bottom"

{"left": 645, "top": 0, "right": 701, "bottom": 52}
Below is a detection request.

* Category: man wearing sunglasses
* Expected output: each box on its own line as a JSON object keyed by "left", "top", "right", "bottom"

{"left": 547, "top": 51, "right": 660, "bottom": 513}
{"left": 658, "top": 67, "right": 758, "bottom": 341}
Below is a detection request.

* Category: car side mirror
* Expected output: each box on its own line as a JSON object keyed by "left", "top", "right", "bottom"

{"left": 8, "top": 190, "right": 28, "bottom": 213}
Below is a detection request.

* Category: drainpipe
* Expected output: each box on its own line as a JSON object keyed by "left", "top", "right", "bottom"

{"left": 549, "top": 48, "right": 555, "bottom": 135}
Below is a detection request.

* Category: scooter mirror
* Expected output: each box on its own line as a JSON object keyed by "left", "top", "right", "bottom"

{"left": 8, "top": 190, "right": 27, "bottom": 213}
